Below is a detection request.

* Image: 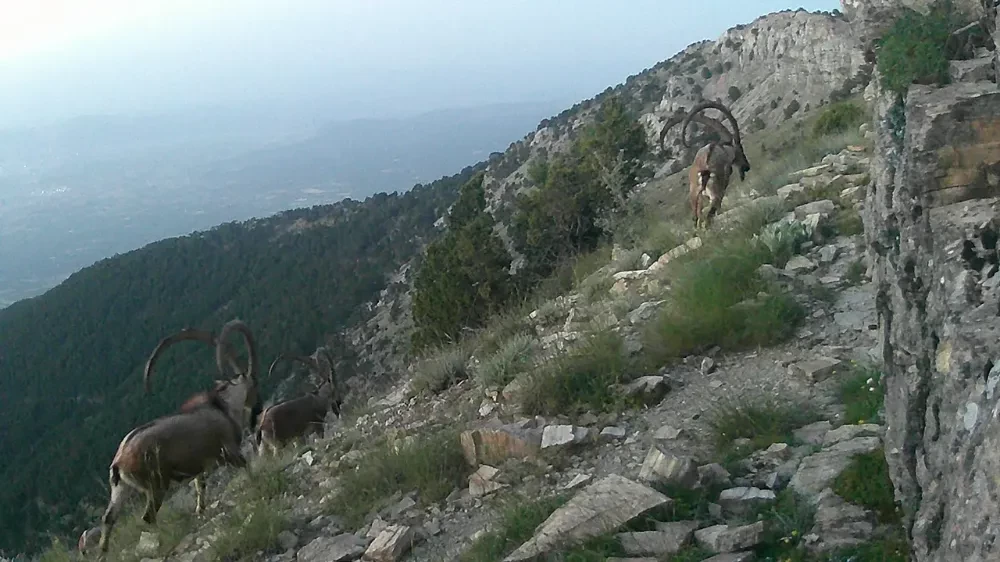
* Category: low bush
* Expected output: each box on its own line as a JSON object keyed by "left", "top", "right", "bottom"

{"left": 334, "top": 430, "right": 468, "bottom": 527}
{"left": 410, "top": 344, "right": 473, "bottom": 395}
{"left": 641, "top": 239, "right": 805, "bottom": 364}
{"left": 876, "top": 3, "right": 956, "bottom": 95}
{"left": 460, "top": 495, "right": 567, "bottom": 562}
{"left": 474, "top": 334, "right": 537, "bottom": 388}
{"left": 813, "top": 101, "right": 865, "bottom": 138}
{"left": 519, "top": 330, "right": 636, "bottom": 416}
{"left": 838, "top": 363, "right": 885, "bottom": 424}
{"left": 833, "top": 450, "right": 899, "bottom": 523}
{"left": 707, "top": 393, "right": 822, "bottom": 459}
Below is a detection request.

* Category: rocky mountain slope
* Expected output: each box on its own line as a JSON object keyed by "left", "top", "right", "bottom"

{"left": 63, "top": 136, "right": 887, "bottom": 562}
{"left": 347, "top": 7, "right": 869, "bottom": 388}
{"left": 14, "top": 2, "right": 974, "bottom": 560}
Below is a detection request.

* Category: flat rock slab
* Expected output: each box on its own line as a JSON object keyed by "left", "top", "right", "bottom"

{"left": 703, "top": 553, "right": 757, "bottom": 562}
{"left": 364, "top": 525, "right": 414, "bottom": 562}
{"left": 791, "top": 357, "right": 843, "bottom": 382}
{"left": 789, "top": 436, "right": 882, "bottom": 499}
{"left": 298, "top": 533, "right": 367, "bottom": 562}
{"left": 504, "top": 475, "right": 671, "bottom": 561}
{"left": 695, "top": 521, "right": 765, "bottom": 553}
{"left": 618, "top": 521, "right": 699, "bottom": 556}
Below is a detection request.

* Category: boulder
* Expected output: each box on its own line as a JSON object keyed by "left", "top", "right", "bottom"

{"left": 504, "top": 475, "right": 671, "bottom": 561}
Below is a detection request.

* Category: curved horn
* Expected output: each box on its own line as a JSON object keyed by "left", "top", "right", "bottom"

{"left": 682, "top": 100, "right": 743, "bottom": 150}
{"left": 143, "top": 328, "right": 241, "bottom": 392}
{"left": 216, "top": 319, "right": 260, "bottom": 385}
{"left": 267, "top": 353, "right": 320, "bottom": 380}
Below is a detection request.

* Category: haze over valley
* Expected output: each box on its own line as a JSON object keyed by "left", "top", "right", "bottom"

{"left": 0, "top": 101, "right": 565, "bottom": 306}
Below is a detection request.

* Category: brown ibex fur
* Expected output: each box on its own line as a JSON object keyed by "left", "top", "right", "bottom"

{"left": 680, "top": 100, "right": 751, "bottom": 228}
{"left": 97, "top": 319, "right": 261, "bottom": 556}
{"left": 255, "top": 348, "right": 341, "bottom": 456}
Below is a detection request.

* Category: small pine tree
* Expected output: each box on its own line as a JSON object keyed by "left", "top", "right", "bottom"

{"left": 411, "top": 173, "right": 513, "bottom": 350}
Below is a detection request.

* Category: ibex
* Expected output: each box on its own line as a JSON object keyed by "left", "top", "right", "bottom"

{"left": 255, "top": 347, "right": 342, "bottom": 456}
{"left": 97, "top": 319, "right": 261, "bottom": 556}
{"left": 680, "top": 100, "right": 751, "bottom": 229}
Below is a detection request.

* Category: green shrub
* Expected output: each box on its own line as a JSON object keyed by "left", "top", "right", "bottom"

{"left": 411, "top": 344, "right": 472, "bottom": 395}
{"left": 707, "top": 394, "right": 822, "bottom": 458}
{"left": 519, "top": 330, "right": 635, "bottom": 416}
{"left": 754, "top": 490, "right": 817, "bottom": 560}
{"left": 834, "top": 207, "right": 865, "bottom": 236}
{"left": 641, "top": 239, "right": 805, "bottom": 364}
{"left": 813, "top": 101, "right": 865, "bottom": 137}
{"left": 838, "top": 364, "right": 885, "bottom": 424}
{"left": 756, "top": 220, "right": 812, "bottom": 268}
{"left": 211, "top": 501, "right": 288, "bottom": 561}
{"left": 211, "top": 455, "right": 295, "bottom": 561}
{"left": 833, "top": 450, "right": 900, "bottom": 523}
{"left": 728, "top": 85, "right": 743, "bottom": 102}
{"left": 876, "top": 4, "right": 956, "bottom": 95}
{"left": 474, "top": 334, "right": 537, "bottom": 388}
{"left": 334, "top": 430, "right": 468, "bottom": 527}
{"left": 461, "top": 495, "right": 567, "bottom": 562}
{"left": 844, "top": 257, "right": 867, "bottom": 286}
{"left": 701, "top": 67, "right": 713, "bottom": 79}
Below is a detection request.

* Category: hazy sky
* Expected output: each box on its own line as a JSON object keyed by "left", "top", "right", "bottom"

{"left": 0, "top": 0, "right": 840, "bottom": 129}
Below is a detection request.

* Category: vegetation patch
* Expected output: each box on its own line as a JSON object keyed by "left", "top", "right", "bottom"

{"left": 460, "top": 495, "right": 567, "bottom": 562}
{"left": 876, "top": 3, "right": 957, "bottom": 95}
{"left": 827, "top": 531, "right": 910, "bottom": 561}
{"left": 812, "top": 101, "right": 865, "bottom": 138}
{"left": 519, "top": 330, "right": 636, "bottom": 416}
{"left": 410, "top": 343, "right": 473, "bottom": 395}
{"left": 474, "top": 334, "right": 537, "bottom": 388}
{"left": 641, "top": 239, "right": 805, "bottom": 364}
{"left": 211, "top": 456, "right": 294, "bottom": 561}
{"left": 334, "top": 429, "right": 468, "bottom": 527}
{"left": 754, "top": 489, "right": 817, "bottom": 560}
{"left": 833, "top": 450, "right": 899, "bottom": 523}
{"left": 707, "top": 393, "right": 822, "bottom": 459}
{"left": 844, "top": 257, "right": 867, "bottom": 286}
{"left": 838, "top": 363, "right": 885, "bottom": 424}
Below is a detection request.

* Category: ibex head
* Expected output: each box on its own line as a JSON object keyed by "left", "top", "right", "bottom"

{"left": 681, "top": 100, "right": 750, "bottom": 181}
{"left": 143, "top": 319, "right": 262, "bottom": 431}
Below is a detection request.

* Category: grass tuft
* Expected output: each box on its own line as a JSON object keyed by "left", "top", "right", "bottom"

{"left": 334, "top": 430, "right": 468, "bottom": 527}
{"left": 641, "top": 238, "right": 805, "bottom": 365}
{"left": 411, "top": 344, "right": 473, "bottom": 395}
{"left": 833, "top": 450, "right": 899, "bottom": 524}
{"left": 813, "top": 101, "right": 866, "bottom": 138}
{"left": 460, "top": 495, "right": 567, "bottom": 562}
{"left": 211, "top": 456, "right": 294, "bottom": 561}
{"left": 754, "top": 489, "right": 817, "bottom": 561}
{"left": 474, "top": 334, "right": 537, "bottom": 388}
{"left": 707, "top": 394, "right": 822, "bottom": 459}
{"left": 519, "top": 330, "right": 635, "bottom": 416}
{"left": 838, "top": 363, "right": 885, "bottom": 424}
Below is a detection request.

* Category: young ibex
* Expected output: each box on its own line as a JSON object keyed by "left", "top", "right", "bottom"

{"left": 680, "top": 100, "right": 751, "bottom": 228}
{"left": 255, "top": 347, "right": 342, "bottom": 456}
{"left": 97, "top": 319, "right": 261, "bottom": 556}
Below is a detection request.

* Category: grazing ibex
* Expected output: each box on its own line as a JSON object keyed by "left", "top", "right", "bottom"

{"left": 680, "top": 100, "right": 751, "bottom": 229}
{"left": 255, "top": 347, "right": 342, "bottom": 456}
{"left": 97, "top": 319, "right": 261, "bottom": 556}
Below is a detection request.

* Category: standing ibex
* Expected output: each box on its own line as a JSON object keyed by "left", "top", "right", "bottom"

{"left": 97, "top": 319, "right": 261, "bottom": 556}
{"left": 680, "top": 100, "right": 751, "bottom": 228}
{"left": 255, "top": 347, "right": 342, "bottom": 456}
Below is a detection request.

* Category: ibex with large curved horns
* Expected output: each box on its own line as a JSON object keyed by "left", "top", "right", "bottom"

{"left": 679, "top": 100, "right": 751, "bottom": 228}
{"left": 96, "top": 319, "right": 261, "bottom": 556}
{"left": 255, "top": 347, "right": 342, "bottom": 456}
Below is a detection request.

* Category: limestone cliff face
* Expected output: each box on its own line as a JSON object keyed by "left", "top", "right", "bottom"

{"left": 863, "top": 1, "right": 1000, "bottom": 560}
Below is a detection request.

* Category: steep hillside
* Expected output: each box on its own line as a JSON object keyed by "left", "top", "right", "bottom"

{"left": 0, "top": 163, "right": 485, "bottom": 552}
{"left": 347, "top": 7, "right": 868, "bottom": 385}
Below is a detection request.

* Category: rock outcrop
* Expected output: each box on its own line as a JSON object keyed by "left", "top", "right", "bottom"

{"left": 865, "top": 3, "right": 1000, "bottom": 561}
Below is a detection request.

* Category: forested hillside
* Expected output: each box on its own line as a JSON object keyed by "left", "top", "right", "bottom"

{"left": 0, "top": 162, "right": 483, "bottom": 552}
